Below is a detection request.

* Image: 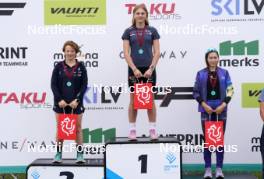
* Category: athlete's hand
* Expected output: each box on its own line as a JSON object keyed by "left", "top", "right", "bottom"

{"left": 144, "top": 69, "right": 153, "bottom": 79}
{"left": 69, "top": 99, "right": 79, "bottom": 109}
{"left": 215, "top": 102, "right": 227, "bottom": 115}
{"left": 58, "top": 100, "right": 68, "bottom": 108}
{"left": 202, "top": 102, "right": 214, "bottom": 115}
{"left": 133, "top": 69, "right": 143, "bottom": 78}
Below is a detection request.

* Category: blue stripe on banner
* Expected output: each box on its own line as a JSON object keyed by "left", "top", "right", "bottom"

{"left": 0, "top": 166, "right": 27, "bottom": 174}
{"left": 106, "top": 168, "right": 123, "bottom": 179}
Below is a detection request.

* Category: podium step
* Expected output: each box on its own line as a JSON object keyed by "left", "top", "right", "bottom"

{"left": 110, "top": 136, "right": 181, "bottom": 143}
{"left": 29, "top": 158, "right": 104, "bottom": 166}
{"left": 27, "top": 158, "right": 104, "bottom": 179}
{"left": 105, "top": 137, "right": 181, "bottom": 179}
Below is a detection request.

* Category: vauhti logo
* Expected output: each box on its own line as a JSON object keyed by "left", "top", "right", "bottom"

{"left": 44, "top": 0, "right": 106, "bottom": 25}
{"left": 242, "top": 83, "right": 264, "bottom": 108}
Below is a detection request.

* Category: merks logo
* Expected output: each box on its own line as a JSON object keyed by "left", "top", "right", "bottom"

{"left": 220, "top": 40, "right": 259, "bottom": 55}
{"left": 0, "top": 2, "right": 26, "bottom": 16}
{"left": 251, "top": 137, "right": 261, "bottom": 152}
{"left": 218, "top": 40, "right": 260, "bottom": 67}
{"left": 82, "top": 128, "right": 116, "bottom": 143}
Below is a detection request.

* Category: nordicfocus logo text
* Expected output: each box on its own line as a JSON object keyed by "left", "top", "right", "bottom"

{"left": 218, "top": 40, "right": 260, "bottom": 67}
{"left": 0, "top": 47, "right": 28, "bottom": 67}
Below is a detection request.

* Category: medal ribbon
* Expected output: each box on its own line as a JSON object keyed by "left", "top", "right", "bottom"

{"left": 136, "top": 27, "right": 146, "bottom": 47}
{"left": 209, "top": 72, "right": 217, "bottom": 89}
{"left": 63, "top": 62, "right": 79, "bottom": 79}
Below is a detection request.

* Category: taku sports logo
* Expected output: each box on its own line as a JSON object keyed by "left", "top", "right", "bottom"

{"left": 125, "top": 3, "right": 181, "bottom": 20}
{"left": 0, "top": 92, "right": 46, "bottom": 104}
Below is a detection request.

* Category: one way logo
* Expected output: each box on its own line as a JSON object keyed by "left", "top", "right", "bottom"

{"left": 0, "top": 3, "right": 26, "bottom": 16}
{"left": 83, "top": 86, "right": 194, "bottom": 109}
{"left": 155, "top": 87, "right": 194, "bottom": 107}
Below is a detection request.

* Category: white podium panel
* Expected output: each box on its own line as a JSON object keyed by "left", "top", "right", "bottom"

{"left": 105, "top": 138, "right": 182, "bottom": 179}
{"left": 27, "top": 159, "right": 104, "bottom": 179}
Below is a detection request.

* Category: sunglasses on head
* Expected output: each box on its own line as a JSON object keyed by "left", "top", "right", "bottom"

{"left": 207, "top": 48, "right": 218, "bottom": 53}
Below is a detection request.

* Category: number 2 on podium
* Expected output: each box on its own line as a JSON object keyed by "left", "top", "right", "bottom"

{"left": 138, "top": 154, "right": 148, "bottom": 174}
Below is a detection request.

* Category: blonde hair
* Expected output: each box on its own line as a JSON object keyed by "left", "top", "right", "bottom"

{"left": 132, "top": 4, "right": 149, "bottom": 26}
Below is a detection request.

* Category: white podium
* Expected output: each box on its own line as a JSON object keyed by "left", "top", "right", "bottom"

{"left": 27, "top": 159, "right": 104, "bottom": 179}
{"left": 104, "top": 137, "right": 182, "bottom": 179}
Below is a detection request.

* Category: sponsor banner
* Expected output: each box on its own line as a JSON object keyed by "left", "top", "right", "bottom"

{"left": 44, "top": 0, "right": 106, "bottom": 25}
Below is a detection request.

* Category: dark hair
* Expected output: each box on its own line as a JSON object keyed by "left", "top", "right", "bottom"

{"left": 132, "top": 4, "right": 149, "bottom": 26}
{"left": 205, "top": 49, "right": 219, "bottom": 66}
{"left": 62, "top": 40, "right": 81, "bottom": 54}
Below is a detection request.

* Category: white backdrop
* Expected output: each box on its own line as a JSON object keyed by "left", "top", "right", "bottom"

{"left": 0, "top": 0, "right": 264, "bottom": 169}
